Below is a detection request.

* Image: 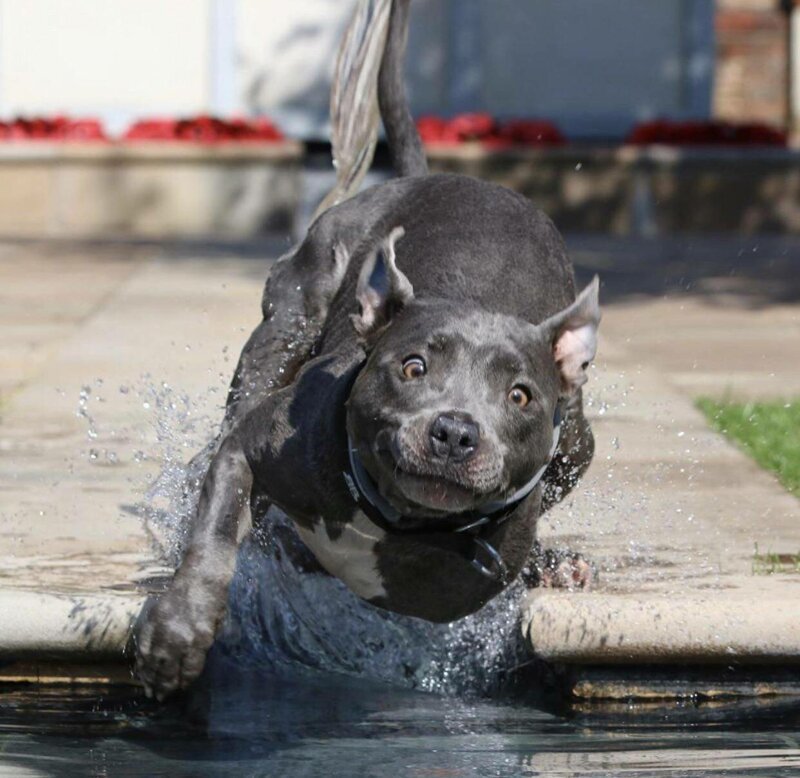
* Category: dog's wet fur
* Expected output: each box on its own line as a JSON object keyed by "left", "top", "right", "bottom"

{"left": 135, "top": 1, "right": 600, "bottom": 700}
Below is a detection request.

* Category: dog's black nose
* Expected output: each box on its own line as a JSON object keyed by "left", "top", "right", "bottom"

{"left": 429, "top": 413, "right": 480, "bottom": 461}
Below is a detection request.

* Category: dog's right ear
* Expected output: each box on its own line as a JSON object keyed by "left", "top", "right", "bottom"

{"left": 540, "top": 276, "right": 601, "bottom": 396}
{"left": 351, "top": 226, "right": 414, "bottom": 340}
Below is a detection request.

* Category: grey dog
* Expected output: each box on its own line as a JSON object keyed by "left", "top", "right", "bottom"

{"left": 135, "top": 0, "right": 600, "bottom": 700}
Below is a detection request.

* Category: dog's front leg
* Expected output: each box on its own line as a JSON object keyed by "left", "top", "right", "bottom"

{"left": 135, "top": 435, "right": 253, "bottom": 700}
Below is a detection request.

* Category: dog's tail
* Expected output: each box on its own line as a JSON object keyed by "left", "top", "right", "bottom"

{"left": 313, "top": 0, "right": 427, "bottom": 219}
{"left": 377, "top": 0, "right": 428, "bottom": 178}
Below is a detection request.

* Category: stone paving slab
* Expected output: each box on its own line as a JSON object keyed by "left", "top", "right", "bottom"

{"left": 0, "top": 243, "right": 272, "bottom": 588}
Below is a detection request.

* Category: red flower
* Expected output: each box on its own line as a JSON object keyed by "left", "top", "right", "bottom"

{"left": 447, "top": 112, "right": 496, "bottom": 141}
{"left": 626, "top": 119, "right": 786, "bottom": 147}
{"left": 123, "top": 115, "right": 284, "bottom": 143}
{"left": 416, "top": 116, "right": 448, "bottom": 143}
{"left": 498, "top": 119, "right": 566, "bottom": 147}
{"left": 416, "top": 114, "right": 565, "bottom": 147}
{"left": 0, "top": 116, "right": 108, "bottom": 141}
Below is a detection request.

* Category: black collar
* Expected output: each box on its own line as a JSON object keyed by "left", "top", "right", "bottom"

{"left": 342, "top": 404, "right": 562, "bottom": 583}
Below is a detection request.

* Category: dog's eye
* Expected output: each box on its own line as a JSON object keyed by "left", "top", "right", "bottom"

{"left": 401, "top": 356, "right": 426, "bottom": 379}
{"left": 507, "top": 385, "right": 531, "bottom": 408}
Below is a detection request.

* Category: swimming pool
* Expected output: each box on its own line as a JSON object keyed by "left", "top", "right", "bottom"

{"left": 2, "top": 657, "right": 799, "bottom": 778}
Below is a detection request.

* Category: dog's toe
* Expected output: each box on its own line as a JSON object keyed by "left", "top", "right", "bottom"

{"left": 134, "top": 593, "right": 216, "bottom": 700}
{"left": 524, "top": 545, "right": 595, "bottom": 591}
{"left": 541, "top": 554, "right": 594, "bottom": 590}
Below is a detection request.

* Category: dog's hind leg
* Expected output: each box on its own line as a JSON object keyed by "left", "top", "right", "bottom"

{"left": 222, "top": 239, "right": 350, "bottom": 431}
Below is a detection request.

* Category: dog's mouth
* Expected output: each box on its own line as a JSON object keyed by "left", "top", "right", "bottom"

{"left": 388, "top": 466, "right": 483, "bottom": 513}
{"left": 370, "top": 435, "right": 504, "bottom": 515}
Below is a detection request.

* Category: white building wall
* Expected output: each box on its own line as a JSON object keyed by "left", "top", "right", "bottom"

{"left": 479, "top": 1, "right": 695, "bottom": 137}
{"left": 0, "top": 0, "right": 211, "bottom": 132}
{"left": 0, "top": 0, "right": 714, "bottom": 139}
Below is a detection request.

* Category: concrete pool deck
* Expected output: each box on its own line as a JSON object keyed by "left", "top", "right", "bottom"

{"left": 0, "top": 237, "right": 799, "bottom": 693}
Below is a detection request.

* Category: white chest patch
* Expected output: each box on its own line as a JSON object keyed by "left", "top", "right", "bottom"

{"left": 295, "top": 510, "right": 387, "bottom": 600}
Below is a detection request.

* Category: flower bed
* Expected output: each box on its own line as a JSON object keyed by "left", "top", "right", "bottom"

{"left": 0, "top": 114, "right": 786, "bottom": 148}
{"left": 625, "top": 119, "right": 787, "bottom": 147}
{"left": 0, "top": 115, "right": 285, "bottom": 144}
{"left": 123, "top": 115, "right": 284, "bottom": 143}
{"left": 416, "top": 113, "right": 565, "bottom": 148}
{"left": 416, "top": 114, "right": 789, "bottom": 149}
{"left": 0, "top": 116, "right": 107, "bottom": 142}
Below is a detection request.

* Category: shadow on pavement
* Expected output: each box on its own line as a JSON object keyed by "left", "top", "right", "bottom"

{"left": 568, "top": 234, "right": 800, "bottom": 308}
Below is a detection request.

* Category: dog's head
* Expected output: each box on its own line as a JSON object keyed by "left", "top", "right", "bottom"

{"left": 346, "top": 227, "right": 600, "bottom": 519}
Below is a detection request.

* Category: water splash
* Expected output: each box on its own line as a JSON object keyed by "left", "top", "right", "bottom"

{"left": 74, "top": 374, "right": 221, "bottom": 565}
{"left": 133, "top": 378, "right": 220, "bottom": 566}
{"left": 220, "top": 510, "right": 529, "bottom": 697}
{"left": 75, "top": 371, "right": 528, "bottom": 696}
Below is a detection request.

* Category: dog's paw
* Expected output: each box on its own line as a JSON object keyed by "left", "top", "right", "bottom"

{"left": 539, "top": 552, "right": 594, "bottom": 590}
{"left": 522, "top": 545, "right": 595, "bottom": 591}
{"left": 134, "top": 586, "right": 220, "bottom": 701}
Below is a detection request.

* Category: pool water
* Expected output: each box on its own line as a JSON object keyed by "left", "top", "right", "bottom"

{"left": 91, "top": 485, "right": 800, "bottom": 777}
{"left": 2, "top": 657, "right": 800, "bottom": 778}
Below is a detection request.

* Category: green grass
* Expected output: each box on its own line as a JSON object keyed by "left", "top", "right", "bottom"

{"left": 696, "top": 397, "right": 800, "bottom": 497}
{"left": 751, "top": 543, "right": 800, "bottom": 575}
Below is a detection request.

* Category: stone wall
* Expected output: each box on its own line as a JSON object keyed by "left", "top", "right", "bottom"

{"left": 427, "top": 145, "right": 800, "bottom": 235}
{"left": 714, "top": 0, "right": 790, "bottom": 128}
{"left": 0, "top": 143, "right": 302, "bottom": 239}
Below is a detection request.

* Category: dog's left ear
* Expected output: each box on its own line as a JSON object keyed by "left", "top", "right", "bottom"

{"left": 541, "top": 276, "right": 601, "bottom": 396}
{"left": 351, "top": 226, "right": 414, "bottom": 340}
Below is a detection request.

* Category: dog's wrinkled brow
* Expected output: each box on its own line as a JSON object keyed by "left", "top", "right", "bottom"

{"left": 427, "top": 334, "right": 448, "bottom": 351}
{"left": 486, "top": 351, "right": 523, "bottom": 376}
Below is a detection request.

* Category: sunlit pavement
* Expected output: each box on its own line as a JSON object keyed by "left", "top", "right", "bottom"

{"left": 0, "top": 235, "right": 798, "bottom": 680}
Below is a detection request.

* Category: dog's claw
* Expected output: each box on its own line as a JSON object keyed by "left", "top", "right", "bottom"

{"left": 523, "top": 545, "right": 595, "bottom": 591}
{"left": 541, "top": 554, "right": 594, "bottom": 590}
